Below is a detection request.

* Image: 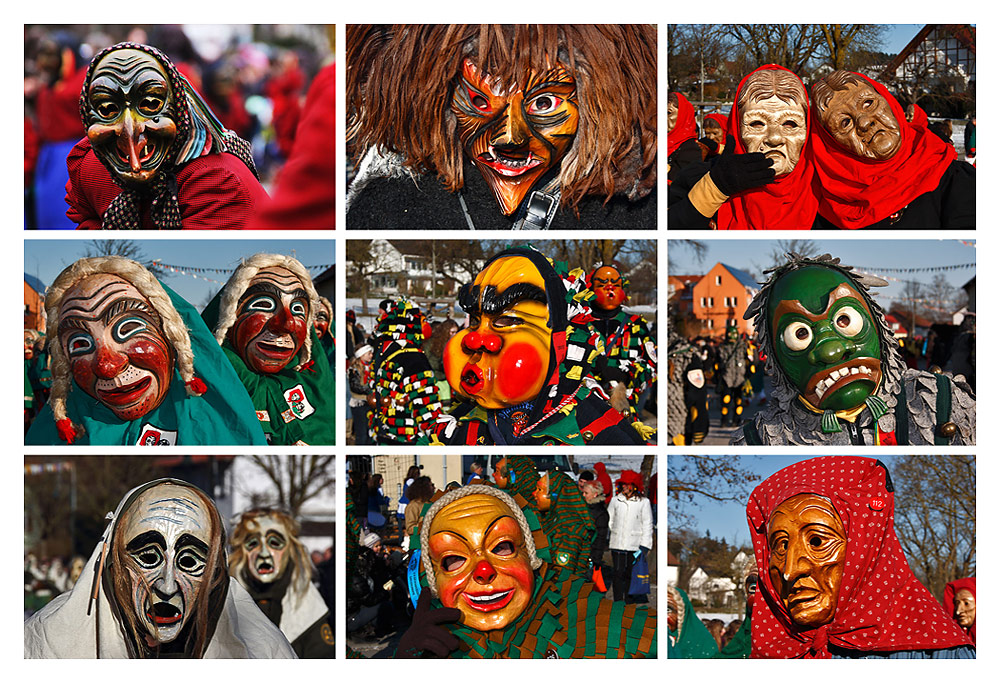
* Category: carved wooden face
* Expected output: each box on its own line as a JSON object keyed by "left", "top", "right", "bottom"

{"left": 818, "top": 79, "right": 902, "bottom": 160}
{"left": 59, "top": 273, "right": 174, "bottom": 420}
{"left": 767, "top": 493, "right": 847, "bottom": 628}
{"left": 230, "top": 267, "right": 310, "bottom": 374}
{"left": 740, "top": 95, "right": 807, "bottom": 176}
{"left": 954, "top": 588, "right": 976, "bottom": 628}
{"left": 591, "top": 266, "right": 627, "bottom": 310}
{"left": 85, "top": 48, "right": 178, "bottom": 186}
{"left": 452, "top": 59, "right": 579, "bottom": 215}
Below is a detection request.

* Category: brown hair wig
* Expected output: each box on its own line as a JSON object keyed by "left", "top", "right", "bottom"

{"left": 229, "top": 508, "right": 313, "bottom": 603}
{"left": 347, "top": 24, "right": 657, "bottom": 208}
{"left": 104, "top": 481, "right": 228, "bottom": 658}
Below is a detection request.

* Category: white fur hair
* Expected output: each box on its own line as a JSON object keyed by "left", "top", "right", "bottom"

{"left": 45, "top": 256, "right": 198, "bottom": 427}
{"left": 212, "top": 253, "right": 321, "bottom": 368}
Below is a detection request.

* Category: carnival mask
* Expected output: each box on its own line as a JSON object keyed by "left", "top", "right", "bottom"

{"left": 767, "top": 493, "right": 846, "bottom": 628}
{"left": 493, "top": 457, "right": 510, "bottom": 488}
{"left": 704, "top": 118, "right": 725, "bottom": 147}
{"left": 242, "top": 514, "right": 290, "bottom": 584}
{"left": 817, "top": 77, "right": 902, "bottom": 161}
{"left": 314, "top": 306, "right": 331, "bottom": 338}
{"left": 445, "top": 256, "right": 552, "bottom": 410}
{"left": 58, "top": 273, "right": 174, "bottom": 421}
{"left": 745, "top": 571, "right": 758, "bottom": 609}
{"left": 591, "top": 266, "right": 627, "bottom": 311}
{"left": 85, "top": 48, "right": 178, "bottom": 186}
{"left": 954, "top": 588, "right": 976, "bottom": 628}
{"left": 767, "top": 266, "right": 882, "bottom": 412}
{"left": 667, "top": 589, "right": 679, "bottom": 631}
{"left": 740, "top": 95, "right": 807, "bottom": 176}
{"left": 24, "top": 331, "right": 35, "bottom": 360}
{"left": 533, "top": 474, "right": 551, "bottom": 511}
{"left": 428, "top": 494, "right": 534, "bottom": 631}
{"left": 118, "top": 483, "right": 211, "bottom": 644}
{"left": 230, "top": 266, "right": 310, "bottom": 374}
{"left": 667, "top": 94, "right": 678, "bottom": 133}
{"left": 452, "top": 59, "right": 579, "bottom": 215}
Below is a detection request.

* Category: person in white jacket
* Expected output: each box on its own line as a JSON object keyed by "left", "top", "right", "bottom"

{"left": 607, "top": 470, "right": 653, "bottom": 603}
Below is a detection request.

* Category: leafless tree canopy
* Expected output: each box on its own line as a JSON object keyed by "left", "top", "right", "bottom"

{"left": 244, "top": 454, "right": 336, "bottom": 517}
{"left": 667, "top": 454, "right": 760, "bottom": 530}
{"left": 84, "top": 239, "right": 167, "bottom": 278}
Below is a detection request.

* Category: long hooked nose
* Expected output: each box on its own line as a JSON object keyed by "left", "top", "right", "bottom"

{"left": 777, "top": 537, "right": 812, "bottom": 584}
{"left": 93, "top": 343, "right": 128, "bottom": 379}
{"left": 118, "top": 111, "right": 147, "bottom": 172}
{"left": 472, "top": 560, "right": 497, "bottom": 584}
{"left": 492, "top": 103, "right": 530, "bottom": 149}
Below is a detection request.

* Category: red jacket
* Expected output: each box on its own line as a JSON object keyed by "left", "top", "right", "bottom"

{"left": 65, "top": 138, "right": 268, "bottom": 230}
{"left": 35, "top": 66, "right": 87, "bottom": 143}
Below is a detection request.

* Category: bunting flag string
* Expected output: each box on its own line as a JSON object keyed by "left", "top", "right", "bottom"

{"left": 150, "top": 260, "right": 333, "bottom": 274}
{"left": 853, "top": 262, "right": 975, "bottom": 274}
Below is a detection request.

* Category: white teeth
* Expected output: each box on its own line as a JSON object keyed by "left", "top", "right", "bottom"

{"left": 851, "top": 368, "right": 859, "bottom": 375}
{"left": 467, "top": 589, "right": 512, "bottom": 603}
{"left": 839, "top": 368, "right": 849, "bottom": 378}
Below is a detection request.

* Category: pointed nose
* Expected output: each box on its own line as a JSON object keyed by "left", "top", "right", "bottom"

{"left": 156, "top": 562, "right": 178, "bottom": 597}
{"left": 493, "top": 105, "right": 530, "bottom": 149}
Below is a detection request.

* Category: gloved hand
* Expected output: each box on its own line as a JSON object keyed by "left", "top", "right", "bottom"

{"left": 395, "top": 590, "right": 461, "bottom": 658}
{"left": 709, "top": 135, "right": 776, "bottom": 195}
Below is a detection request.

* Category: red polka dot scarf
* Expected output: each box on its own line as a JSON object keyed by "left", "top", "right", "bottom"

{"left": 747, "top": 456, "right": 973, "bottom": 658}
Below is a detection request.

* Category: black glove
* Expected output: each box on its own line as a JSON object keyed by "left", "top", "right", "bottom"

{"left": 709, "top": 135, "right": 776, "bottom": 195}
{"left": 395, "top": 590, "right": 461, "bottom": 658}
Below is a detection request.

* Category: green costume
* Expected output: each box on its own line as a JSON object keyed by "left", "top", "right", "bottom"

{"left": 667, "top": 586, "right": 718, "bottom": 658}
{"left": 715, "top": 604, "right": 751, "bottom": 659}
{"left": 539, "top": 471, "right": 595, "bottom": 576}
{"left": 502, "top": 456, "right": 542, "bottom": 511}
{"left": 202, "top": 293, "right": 336, "bottom": 445}
{"left": 24, "top": 362, "right": 34, "bottom": 412}
{"left": 26, "top": 285, "right": 266, "bottom": 446}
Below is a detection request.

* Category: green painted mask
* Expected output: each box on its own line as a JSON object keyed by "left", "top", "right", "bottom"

{"left": 726, "top": 325, "right": 739, "bottom": 343}
{"left": 766, "top": 266, "right": 882, "bottom": 411}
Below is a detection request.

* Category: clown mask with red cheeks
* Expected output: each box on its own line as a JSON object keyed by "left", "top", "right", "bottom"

{"left": 230, "top": 267, "right": 310, "bottom": 374}
{"left": 58, "top": 273, "right": 174, "bottom": 421}
{"left": 444, "top": 256, "right": 552, "bottom": 411}
{"left": 428, "top": 494, "right": 534, "bottom": 631}
{"left": 590, "top": 265, "right": 627, "bottom": 311}
{"left": 242, "top": 514, "right": 290, "bottom": 584}
{"left": 452, "top": 58, "right": 579, "bottom": 216}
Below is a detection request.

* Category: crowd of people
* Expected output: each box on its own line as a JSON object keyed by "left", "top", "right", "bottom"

{"left": 669, "top": 456, "right": 976, "bottom": 659}
{"left": 346, "top": 246, "right": 657, "bottom": 446}
{"left": 24, "top": 252, "right": 336, "bottom": 445}
{"left": 347, "top": 456, "right": 656, "bottom": 658}
{"left": 24, "top": 25, "right": 334, "bottom": 230}
{"left": 667, "top": 65, "right": 975, "bottom": 228}
{"left": 25, "top": 479, "right": 334, "bottom": 658}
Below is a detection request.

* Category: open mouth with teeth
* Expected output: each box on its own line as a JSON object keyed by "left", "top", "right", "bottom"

{"left": 460, "top": 363, "right": 485, "bottom": 394}
{"left": 805, "top": 358, "right": 882, "bottom": 407}
{"left": 255, "top": 558, "right": 275, "bottom": 575}
{"left": 254, "top": 340, "right": 297, "bottom": 360}
{"left": 147, "top": 601, "right": 183, "bottom": 626}
{"left": 477, "top": 147, "right": 543, "bottom": 177}
{"left": 462, "top": 588, "right": 516, "bottom": 612}
{"left": 97, "top": 376, "right": 152, "bottom": 405}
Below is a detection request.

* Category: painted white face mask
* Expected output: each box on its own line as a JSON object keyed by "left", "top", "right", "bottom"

{"left": 686, "top": 368, "right": 705, "bottom": 389}
{"left": 740, "top": 95, "right": 807, "bottom": 176}
{"left": 119, "top": 483, "right": 212, "bottom": 644}
{"left": 243, "top": 515, "right": 290, "bottom": 584}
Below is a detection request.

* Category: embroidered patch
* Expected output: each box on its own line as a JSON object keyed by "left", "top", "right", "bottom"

{"left": 556, "top": 551, "right": 571, "bottom": 566}
{"left": 545, "top": 648, "right": 560, "bottom": 659}
{"left": 320, "top": 623, "right": 334, "bottom": 645}
{"left": 256, "top": 410, "right": 270, "bottom": 422}
{"left": 281, "top": 409, "right": 296, "bottom": 423}
{"left": 283, "top": 384, "right": 315, "bottom": 419}
{"left": 136, "top": 424, "right": 177, "bottom": 446}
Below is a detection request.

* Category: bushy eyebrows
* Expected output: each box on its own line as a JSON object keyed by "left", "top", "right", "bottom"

{"left": 126, "top": 530, "right": 166, "bottom": 551}
{"left": 459, "top": 283, "right": 547, "bottom": 316}
{"left": 177, "top": 533, "right": 209, "bottom": 553}
{"left": 239, "top": 282, "right": 309, "bottom": 303}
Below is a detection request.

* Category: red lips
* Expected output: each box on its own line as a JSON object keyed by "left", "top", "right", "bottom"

{"left": 462, "top": 588, "right": 516, "bottom": 612}
{"left": 461, "top": 363, "right": 485, "bottom": 394}
{"left": 97, "top": 377, "right": 152, "bottom": 405}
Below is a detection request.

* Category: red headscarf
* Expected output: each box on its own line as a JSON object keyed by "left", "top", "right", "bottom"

{"left": 907, "top": 103, "right": 929, "bottom": 128}
{"left": 667, "top": 92, "right": 697, "bottom": 157}
{"left": 715, "top": 65, "right": 817, "bottom": 230}
{"left": 747, "top": 457, "right": 972, "bottom": 658}
{"left": 704, "top": 113, "right": 728, "bottom": 131}
{"left": 616, "top": 469, "right": 644, "bottom": 495}
{"left": 943, "top": 577, "right": 976, "bottom": 645}
{"left": 810, "top": 73, "right": 956, "bottom": 229}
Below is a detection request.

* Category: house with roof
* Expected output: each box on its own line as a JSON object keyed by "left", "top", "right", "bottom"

{"left": 689, "top": 263, "right": 760, "bottom": 337}
{"left": 24, "top": 273, "right": 46, "bottom": 332}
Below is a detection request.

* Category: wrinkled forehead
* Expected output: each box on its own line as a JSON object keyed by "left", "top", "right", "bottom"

{"left": 767, "top": 266, "right": 863, "bottom": 320}
{"left": 121, "top": 483, "right": 211, "bottom": 545}
{"left": 955, "top": 588, "right": 975, "bottom": 601}
{"left": 249, "top": 266, "right": 303, "bottom": 288}
{"left": 475, "top": 256, "right": 545, "bottom": 294}
{"left": 92, "top": 48, "right": 169, "bottom": 87}
{"left": 743, "top": 95, "right": 806, "bottom": 118}
{"left": 429, "top": 494, "right": 520, "bottom": 539}
{"left": 767, "top": 492, "right": 844, "bottom": 534}
{"left": 246, "top": 513, "right": 290, "bottom": 538}
{"left": 60, "top": 273, "right": 145, "bottom": 317}
{"left": 823, "top": 80, "right": 884, "bottom": 114}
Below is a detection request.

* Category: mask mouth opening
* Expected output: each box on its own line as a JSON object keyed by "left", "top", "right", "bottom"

{"left": 147, "top": 600, "right": 182, "bottom": 625}
{"left": 255, "top": 557, "right": 275, "bottom": 575}
{"left": 463, "top": 587, "right": 515, "bottom": 611}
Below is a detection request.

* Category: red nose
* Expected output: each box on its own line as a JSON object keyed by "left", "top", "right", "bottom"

{"left": 463, "top": 331, "right": 502, "bottom": 353}
{"left": 94, "top": 344, "right": 128, "bottom": 379}
{"left": 267, "top": 306, "right": 295, "bottom": 333}
{"left": 473, "top": 560, "right": 496, "bottom": 584}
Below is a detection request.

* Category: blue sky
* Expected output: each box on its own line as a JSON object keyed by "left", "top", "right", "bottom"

{"left": 24, "top": 239, "right": 334, "bottom": 310}
{"left": 883, "top": 25, "right": 924, "bottom": 54}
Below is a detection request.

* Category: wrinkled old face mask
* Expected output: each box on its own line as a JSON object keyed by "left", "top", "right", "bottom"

{"left": 767, "top": 493, "right": 846, "bottom": 628}
{"left": 667, "top": 95, "right": 678, "bottom": 132}
{"left": 59, "top": 273, "right": 174, "bottom": 421}
{"left": 428, "top": 494, "right": 534, "bottom": 631}
{"left": 740, "top": 94, "right": 807, "bottom": 176}
{"left": 85, "top": 48, "right": 178, "bottom": 186}
{"left": 591, "top": 266, "right": 627, "bottom": 311}
{"left": 954, "top": 588, "right": 976, "bottom": 628}
{"left": 452, "top": 59, "right": 579, "bottom": 215}
{"left": 243, "top": 514, "right": 290, "bottom": 584}
{"left": 818, "top": 78, "right": 902, "bottom": 161}
{"left": 230, "top": 266, "right": 310, "bottom": 374}
{"left": 24, "top": 331, "right": 36, "bottom": 360}
{"left": 445, "top": 256, "right": 552, "bottom": 410}
{"left": 119, "top": 483, "right": 211, "bottom": 644}
{"left": 768, "top": 266, "right": 882, "bottom": 412}
{"left": 704, "top": 119, "right": 725, "bottom": 146}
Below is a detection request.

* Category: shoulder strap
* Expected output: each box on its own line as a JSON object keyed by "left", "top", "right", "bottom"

{"left": 934, "top": 373, "right": 953, "bottom": 446}
{"left": 894, "top": 386, "right": 909, "bottom": 446}
{"left": 742, "top": 421, "right": 762, "bottom": 446}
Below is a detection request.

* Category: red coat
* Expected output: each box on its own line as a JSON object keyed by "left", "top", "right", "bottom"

{"left": 35, "top": 66, "right": 87, "bottom": 143}
{"left": 65, "top": 138, "right": 268, "bottom": 230}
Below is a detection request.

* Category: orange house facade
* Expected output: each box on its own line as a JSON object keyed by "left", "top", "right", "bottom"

{"left": 689, "top": 263, "right": 759, "bottom": 337}
{"left": 24, "top": 275, "right": 45, "bottom": 332}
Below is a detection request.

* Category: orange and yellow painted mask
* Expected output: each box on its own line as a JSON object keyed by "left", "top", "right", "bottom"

{"left": 590, "top": 265, "right": 627, "bottom": 311}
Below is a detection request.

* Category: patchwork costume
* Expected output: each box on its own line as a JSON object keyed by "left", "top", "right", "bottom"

{"left": 537, "top": 471, "right": 596, "bottom": 576}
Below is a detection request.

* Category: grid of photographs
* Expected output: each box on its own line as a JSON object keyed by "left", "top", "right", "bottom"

{"left": 21, "top": 21, "right": 978, "bottom": 666}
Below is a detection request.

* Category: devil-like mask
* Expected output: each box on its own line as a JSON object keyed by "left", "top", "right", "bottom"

{"left": 241, "top": 514, "right": 290, "bottom": 584}
{"left": 445, "top": 256, "right": 552, "bottom": 410}
{"left": 452, "top": 59, "right": 579, "bottom": 215}
{"left": 590, "top": 265, "right": 626, "bottom": 311}
{"left": 58, "top": 273, "right": 174, "bottom": 420}
{"left": 118, "top": 482, "right": 211, "bottom": 644}
{"left": 767, "top": 266, "right": 882, "bottom": 411}
{"left": 84, "top": 47, "right": 178, "bottom": 186}
{"left": 428, "top": 494, "right": 534, "bottom": 631}
{"left": 230, "top": 267, "right": 310, "bottom": 374}
{"left": 816, "top": 75, "right": 902, "bottom": 161}
{"left": 766, "top": 493, "right": 846, "bottom": 628}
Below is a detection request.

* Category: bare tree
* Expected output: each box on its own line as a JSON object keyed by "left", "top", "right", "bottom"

{"left": 84, "top": 239, "right": 167, "bottom": 278}
{"left": 668, "top": 454, "right": 761, "bottom": 530}
{"left": 890, "top": 454, "right": 975, "bottom": 600}
{"left": 346, "top": 239, "right": 398, "bottom": 314}
{"left": 719, "top": 25, "right": 827, "bottom": 76}
{"left": 242, "top": 454, "right": 336, "bottom": 517}
{"left": 817, "top": 24, "right": 887, "bottom": 70}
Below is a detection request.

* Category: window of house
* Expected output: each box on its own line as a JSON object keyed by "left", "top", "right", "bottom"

{"left": 700, "top": 297, "right": 706, "bottom": 307}
{"left": 715, "top": 275, "right": 722, "bottom": 285}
